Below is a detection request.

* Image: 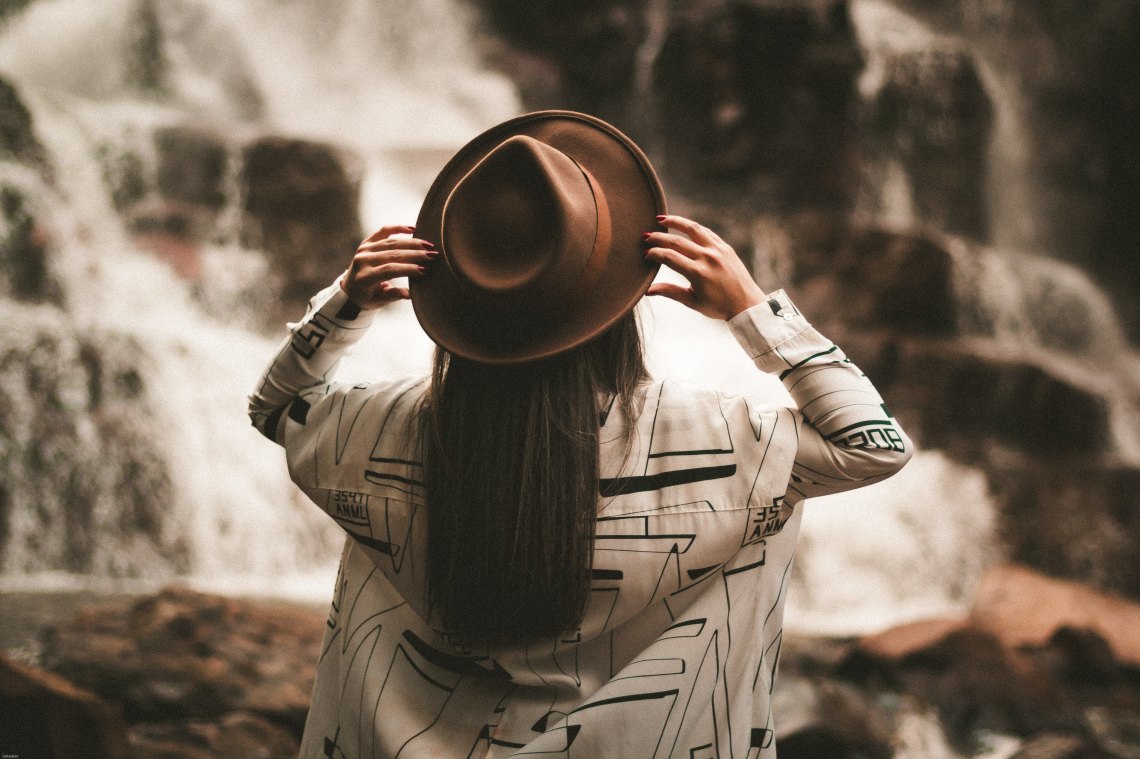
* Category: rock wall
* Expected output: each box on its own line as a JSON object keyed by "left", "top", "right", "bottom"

{"left": 0, "top": 71, "right": 362, "bottom": 576}
{"left": 469, "top": 0, "right": 1140, "bottom": 601}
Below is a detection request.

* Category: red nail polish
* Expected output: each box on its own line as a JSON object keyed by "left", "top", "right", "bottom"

{"left": 641, "top": 232, "right": 651, "bottom": 240}
{"left": 656, "top": 215, "right": 666, "bottom": 221}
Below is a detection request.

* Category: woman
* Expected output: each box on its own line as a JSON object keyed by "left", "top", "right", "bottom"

{"left": 249, "top": 111, "right": 911, "bottom": 758}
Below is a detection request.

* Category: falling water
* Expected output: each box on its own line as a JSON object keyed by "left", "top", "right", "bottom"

{"left": 1, "top": 0, "right": 1132, "bottom": 639}
{"left": 0, "top": 0, "right": 520, "bottom": 598}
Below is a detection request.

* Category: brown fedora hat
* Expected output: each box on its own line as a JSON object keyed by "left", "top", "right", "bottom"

{"left": 410, "top": 111, "right": 666, "bottom": 364}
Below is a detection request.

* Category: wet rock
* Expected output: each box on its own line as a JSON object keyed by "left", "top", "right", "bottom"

{"left": 654, "top": 0, "right": 863, "bottom": 210}
{"left": 970, "top": 564, "right": 1140, "bottom": 669}
{"left": 470, "top": 0, "right": 646, "bottom": 116}
{"left": 40, "top": 586, "right": 325, "bottom": 734}
{"left": 772, "top": 673, "right": 894, "bottom": 759}
{"left": 240, "top": 136, "right": 363, "bottom": 314}
{"left": 863, "top": 44, "right": 993, "bottom": 240}
{"left": 0, "top": 305, "right": 186, "bottom": 576}
{"left": 780, "top": 214, "right": 959, "bottom": 337}
{"left": 129, "top": 710, "right": 299, "bottom": 759}
{"left": 0, "top": 75, "right": 52, "bottom": 181}
{"left": 847, "top": 617, "right": 969, "bottom": 663}
{"left": 0, "top": 181, "right": 63, "bottom": 303}
{"left": 841, "top": 625, "right": 1084, "bottom": 752}
{"left": 154, "top": 125, "right": 230, "bottom": 213}
{"left": 991, "top": 465, "right": 1140, "bottom": 600}
{"left": 887, "top": 0, "right": 1140, "bottom": 341}
{"left": 864, "top": 339, "right": 1112, "bottom": 460}
{"left": 0, "top": 652, "right": 130, "bottom": 759}
{"left": 114, "top": 125, "right": 231, "bottom": 282}
{"left": 1009, "top": 732, "right": 1104, "bottom": 759}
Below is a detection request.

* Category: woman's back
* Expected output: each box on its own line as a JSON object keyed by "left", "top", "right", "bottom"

{"left": 249, "top": 111, "right": 912, "bottom": 757}
{"left": 255, "top": 281, "right": 908, "bottom": 758}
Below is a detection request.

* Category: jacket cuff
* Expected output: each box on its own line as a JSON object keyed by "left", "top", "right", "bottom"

{"left": 727, "top": 290, "right": 813, "bottom": 374}
{"left": 308, "top": 278, "right": 379, "bottom": 328}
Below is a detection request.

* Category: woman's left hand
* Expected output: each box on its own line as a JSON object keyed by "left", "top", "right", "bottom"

{"left": 340, "top": 225, "right": 437, "bottom": 309}
{"left": 643, "top": 215, "right": 767, "bottom": 320}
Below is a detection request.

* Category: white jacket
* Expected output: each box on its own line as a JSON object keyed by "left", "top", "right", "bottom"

{"left": 249, "top": 281, "right": 912, "bottom": 758}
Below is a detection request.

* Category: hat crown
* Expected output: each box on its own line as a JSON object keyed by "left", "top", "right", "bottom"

{"left": 441, "top": 135, "right": 607, "bottom": 309}
{"left": 412, "top": 111, "right": 665, "bottom": 364}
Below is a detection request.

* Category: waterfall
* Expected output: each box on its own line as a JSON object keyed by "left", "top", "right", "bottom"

{"left": 1, "top": 0, "right": 1132, "bottom": 637}
{"left": 0, "top": 0, "right": 520, "bottom": 598}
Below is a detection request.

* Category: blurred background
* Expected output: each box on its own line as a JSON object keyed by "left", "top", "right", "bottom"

{"left": 0, "top": 0, "right": 1137, "bottom": 757}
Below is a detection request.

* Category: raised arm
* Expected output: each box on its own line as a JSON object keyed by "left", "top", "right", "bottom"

{"left": 644, "top": 215, "right": 912, "bottom": 502}
{"left": 247, "top": 224, "right": 434, "bottom": 444}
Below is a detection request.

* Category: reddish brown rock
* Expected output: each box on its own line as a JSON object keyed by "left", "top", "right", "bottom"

{"left": 128, "top": 710, "right": 299, "bottom": 759}
{"left": 848, "top": 617, "right": 969, "bottom": 662}
{"left": 0, "top": 652, "right": 130, "bottom": 759}
{"left": 840, "top": 624, "right": 1084, "bottom": 750}
{"left": 40, "top": 586, "right": 326, "bottom": 733}
{"left": 970, "top": 563, "right": 1140, "bottom": 668}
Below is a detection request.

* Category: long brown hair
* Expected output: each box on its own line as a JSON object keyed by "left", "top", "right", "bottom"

{"left": 420, "top": 313, "right": 648, "bottom": 645}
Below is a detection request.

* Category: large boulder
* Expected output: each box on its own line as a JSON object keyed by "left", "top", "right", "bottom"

{"left": 865, "top": 339, "right": 1112, "bottom": 459}
{"left": 862, "top": 45, "right": 993, "bottom": 240}
{"left": 0, "top": 653, "right": 129, "bottom": 759}
{"left": 121, "top": 125, "right": 233, "bottom": 281}
{"left": 240, "top": 136, "right": 363, "bottom": 315}
{"left": 970, "top": 564, "right": 1140, "bottom": 668}
{"left": 40, "top": 587, "right": 325, "bottom": 734}
{"left": 840, "top": 625, "right": 1085, "bottom": 753}
{"left": 653, "top": 0, "right": 864, "bottom": 210}
{"left": 989, "top": 465, "right": 1140, "bottom": 599}
{"left": 778, "top": 214, "right": 959, "bottom": 337}
{"left": 469, "top": 0, "right": 647, "bottom": 117}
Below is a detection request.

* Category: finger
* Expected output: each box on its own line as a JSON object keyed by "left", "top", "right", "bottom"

{"left": 645, "top": 246, "right": 700, "bottom": 279}
{"left": 353, "top": 262, "right": 426, "bottom": 283}
{"left": 358, "top": 236, "right": 434, "bottom": 253}
{"left": 644, "top": 231, "right": 707, "bottom": 260}
{"left": 657, "top": 214, "right": 719, "bottom": 247}
{"left": 363, "top": 224, "right": 416, "bottom": 243}
{"left": 372, "top": 281, "right": 411, "bottom": 301}
{"left": 352, "top": 248, "right": 437, "bottom": 267}
{"left": 646, "top": 282, "right": 698, "bottom": 307}
{"left": 382, "top": 285, "right": 410, "bottom": 300}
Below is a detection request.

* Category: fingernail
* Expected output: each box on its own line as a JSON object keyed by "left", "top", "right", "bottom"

{"left": 422, "top": 241, "right": 435, "bottom": 249}
{"left": 641, "top": 232, "right": 651, "bottom": 240}
{"left": 426, "top": 250, "right": 439, "bottom": 258}
{"left": 656, "top": 215, "right": 666, "bottom": 222}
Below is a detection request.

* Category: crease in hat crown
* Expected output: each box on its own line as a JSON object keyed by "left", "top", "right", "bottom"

{"left": 440, "top": 135, "right": 610, "bottom": 313}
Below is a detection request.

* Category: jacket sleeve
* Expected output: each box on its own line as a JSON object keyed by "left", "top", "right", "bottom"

{"left": 728, "top": 290, "right": 914, "bottom": 504}
{"left": 248, "top": 279, "right": 378, "bottom": 445}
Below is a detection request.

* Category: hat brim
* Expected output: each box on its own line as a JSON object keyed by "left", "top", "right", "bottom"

{"left": 410, "top": 111, "right": 666, "bottom": 364}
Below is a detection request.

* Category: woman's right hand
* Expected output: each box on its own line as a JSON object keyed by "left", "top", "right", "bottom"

{"left": 341, "top": 225, "right": 437, "bottom": 309}
{"left": 643, "top": 214, "right": 768, "bottom": 321}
